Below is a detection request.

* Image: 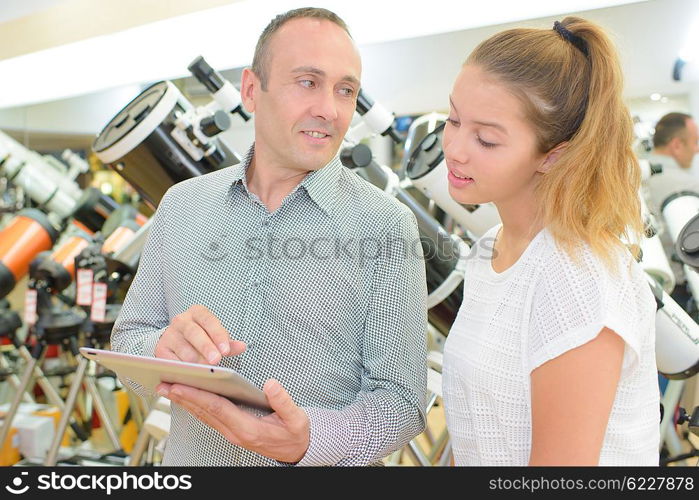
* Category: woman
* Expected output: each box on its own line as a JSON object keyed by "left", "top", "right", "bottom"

{"left": 441, "top": 17, "right": 660, "bottom": 465}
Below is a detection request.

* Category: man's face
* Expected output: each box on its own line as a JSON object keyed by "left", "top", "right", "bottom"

{"left": 675, "top": 118, "right": 699, "bottom": 169}
{"left": 242, "top": 18, "right": 361, "bottom": 173}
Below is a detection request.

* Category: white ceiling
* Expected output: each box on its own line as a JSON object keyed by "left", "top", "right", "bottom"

{"left": 0, "top": 0, "right": 66, "bottom": 24}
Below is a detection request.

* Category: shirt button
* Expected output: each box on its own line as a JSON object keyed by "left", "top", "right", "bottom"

{"left": 261, "top": 219, "right": 269, "bottom": 227}
{"left": 251, "top": 280, "right": 260, "bottom": 288}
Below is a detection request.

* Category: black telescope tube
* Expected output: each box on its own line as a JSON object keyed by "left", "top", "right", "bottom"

{"left": 188, "top": 56, "right": 251, "bottom": 121}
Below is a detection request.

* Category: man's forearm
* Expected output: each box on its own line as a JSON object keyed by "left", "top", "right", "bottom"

{"left": 296, "top": 388, "right": 426, "bottom": 466}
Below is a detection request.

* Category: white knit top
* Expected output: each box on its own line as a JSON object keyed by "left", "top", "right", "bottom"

{"left": 442, "top": 225, "right": 660, "bottom": 465}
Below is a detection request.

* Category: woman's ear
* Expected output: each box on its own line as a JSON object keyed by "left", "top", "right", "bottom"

{"left": 538, "top": 142, "right": 568, "bottom": 173}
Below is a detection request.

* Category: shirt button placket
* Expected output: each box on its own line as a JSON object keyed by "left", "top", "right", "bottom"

{"left": 250, "top": 215, "right": 268, "bottom": 292}
{"left": 256, "top": 216, "right": 269, "bottom": 291}
{"left": 241, "top": 207, "right": 266, "bottom": 363}
{"left": 246, "top": 213, "right": 269, "bottom": 356}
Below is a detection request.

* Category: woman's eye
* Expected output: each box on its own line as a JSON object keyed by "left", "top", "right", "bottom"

{"left": 477, "top": 136, "right": 497, "bottom": 149}
{"left": 446, "top": 118, "right": 460, "bottom": 127}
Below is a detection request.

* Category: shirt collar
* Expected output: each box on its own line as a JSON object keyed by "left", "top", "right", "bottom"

{"left": 648, "top": 153, "right": 682, "bottom": 173}
{"left": 228, "top": 145, "right": 253, "bottom": 186}
{"left": 229, "top": 143, "right": 342, "bottom": 217}
{"left": 297, "top": 155, "right": 342, "bottom": 217}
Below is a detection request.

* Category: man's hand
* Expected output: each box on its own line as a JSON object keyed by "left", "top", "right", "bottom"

{"left": 156, "top": 379, "right": 311, "bottom": 463}
{"left": 155, "top": 305, "right": 246, "bottom": 364}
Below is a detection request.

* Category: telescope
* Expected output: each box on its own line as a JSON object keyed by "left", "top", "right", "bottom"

{"left": 0, "top": 209, "right": 60, "bottom": 300}
{"left": 345, "top": 89, "right": 402, "bottom": 145}
{"left": 649, "top": 275, "right": 699, "bottom": 380}
{"left": 74, "top": 214, "right": 146, "bottom": 322}
{"left": 187, "top": 56, "right": 251, "bottom": 123}
{"left": 93, "top": 56, "right": 247, "bottom": 209}
{"left": 0, "top": 131, "right": 85, "bottom": 220}
{"left": 637, "top": 195, "right": 675, "bottom": 293}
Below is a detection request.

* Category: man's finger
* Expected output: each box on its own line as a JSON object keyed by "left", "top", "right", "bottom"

{"left": 156, "top": 382, "right": 172, "bottom": 397}
{"left": 179, "top": 320, "right": 220, "bottom": 364}
{"left": 155, "top": 346, "right": 180, "bottom": 361}
{"left": 167, "top": 336, "right": 208, "bottom": 364}
{"left": 168, "top": 384, "right": 258, "bottom": 445}
{"left": 169, "top": 384, "right": 249, "bottom": 423}
{"left": 229, "top": 340, "right": 247, "bottom": 356}
{"left": 191, "top": 306, "right": 233, "bottom": 356}
{"left": 263, "top": 379, "right": 301, "bottom": 422}
{"left": 169, "top": 391, "right": 242, "bottom": 445}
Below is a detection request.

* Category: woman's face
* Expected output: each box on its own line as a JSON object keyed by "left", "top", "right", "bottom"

{"left": 442, "top": 64, "right": 548, "bottom": 206}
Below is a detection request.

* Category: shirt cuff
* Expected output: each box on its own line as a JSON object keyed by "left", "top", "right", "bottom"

{"left": 295, "top": 407, "right": 353, "bottom": 466}
{"left": 142, "top": 326, "right": 168, "bottom": 358}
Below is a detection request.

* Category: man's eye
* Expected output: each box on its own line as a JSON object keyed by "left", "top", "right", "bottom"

{"left": 339, "top": 87, "right": 355, "bottom": 97}
{"left": 300, "top": 80, "right": 315, "bottom": 88}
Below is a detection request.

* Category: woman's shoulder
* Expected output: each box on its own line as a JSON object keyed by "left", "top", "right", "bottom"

{"left": 534, "top": 230, "right": 648, "bottom": 297}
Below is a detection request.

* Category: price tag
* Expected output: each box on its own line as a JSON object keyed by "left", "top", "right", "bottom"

{"left": 76, "top": 269, "right": 94, "bottom": 306}
{"left": 90, "top": 283, "right": 108, "bottom": 323}
{"left": 24, "top": 289, "right": 37, "bottom": 325}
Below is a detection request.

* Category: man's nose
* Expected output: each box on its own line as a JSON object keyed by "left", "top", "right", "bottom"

{"left": 310, "top": 88, "right": 339, "bottom": 122}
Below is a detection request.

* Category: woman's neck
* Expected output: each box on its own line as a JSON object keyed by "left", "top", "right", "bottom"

{"left": 491, "top": 193, "right": 543, "bottom": 273}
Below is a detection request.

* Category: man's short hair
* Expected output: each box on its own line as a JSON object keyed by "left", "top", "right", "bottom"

{"left": 653, "top": 112, "right": 693, "bottom": 148}
{"left": 251, "top": 7, "right": 351, "bottom": 91}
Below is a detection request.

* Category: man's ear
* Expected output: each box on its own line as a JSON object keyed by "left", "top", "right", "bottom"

{"left": 539, "top": 142, "right": 568, "bottom": 173}
{"left": 240, "top": 68, "right": 258, "bottom": 114}
{"left": 667, "top": 136, "right": 683, "bottom": 155}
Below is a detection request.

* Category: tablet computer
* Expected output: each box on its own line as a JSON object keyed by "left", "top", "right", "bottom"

{"left": 80, "top": 347, "right": 271, "bottom": 413}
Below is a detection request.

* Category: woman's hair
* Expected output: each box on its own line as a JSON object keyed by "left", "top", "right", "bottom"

{"left": 467, "top": 16, "right": 641, "bottom": 267}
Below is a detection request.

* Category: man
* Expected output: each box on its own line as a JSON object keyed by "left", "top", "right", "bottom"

{"left": 645, "top": 112, "right": 699, "bottom": 308}
{"left": 111, "top": 7, "right": 427, "bottom": 466}
{"left": 646, "top": 112, "right": 699, "bottom": 213}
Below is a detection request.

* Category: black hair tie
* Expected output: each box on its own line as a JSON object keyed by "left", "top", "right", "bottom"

{"left": 553, "top": 21, "right": 589, "bottom": 57}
